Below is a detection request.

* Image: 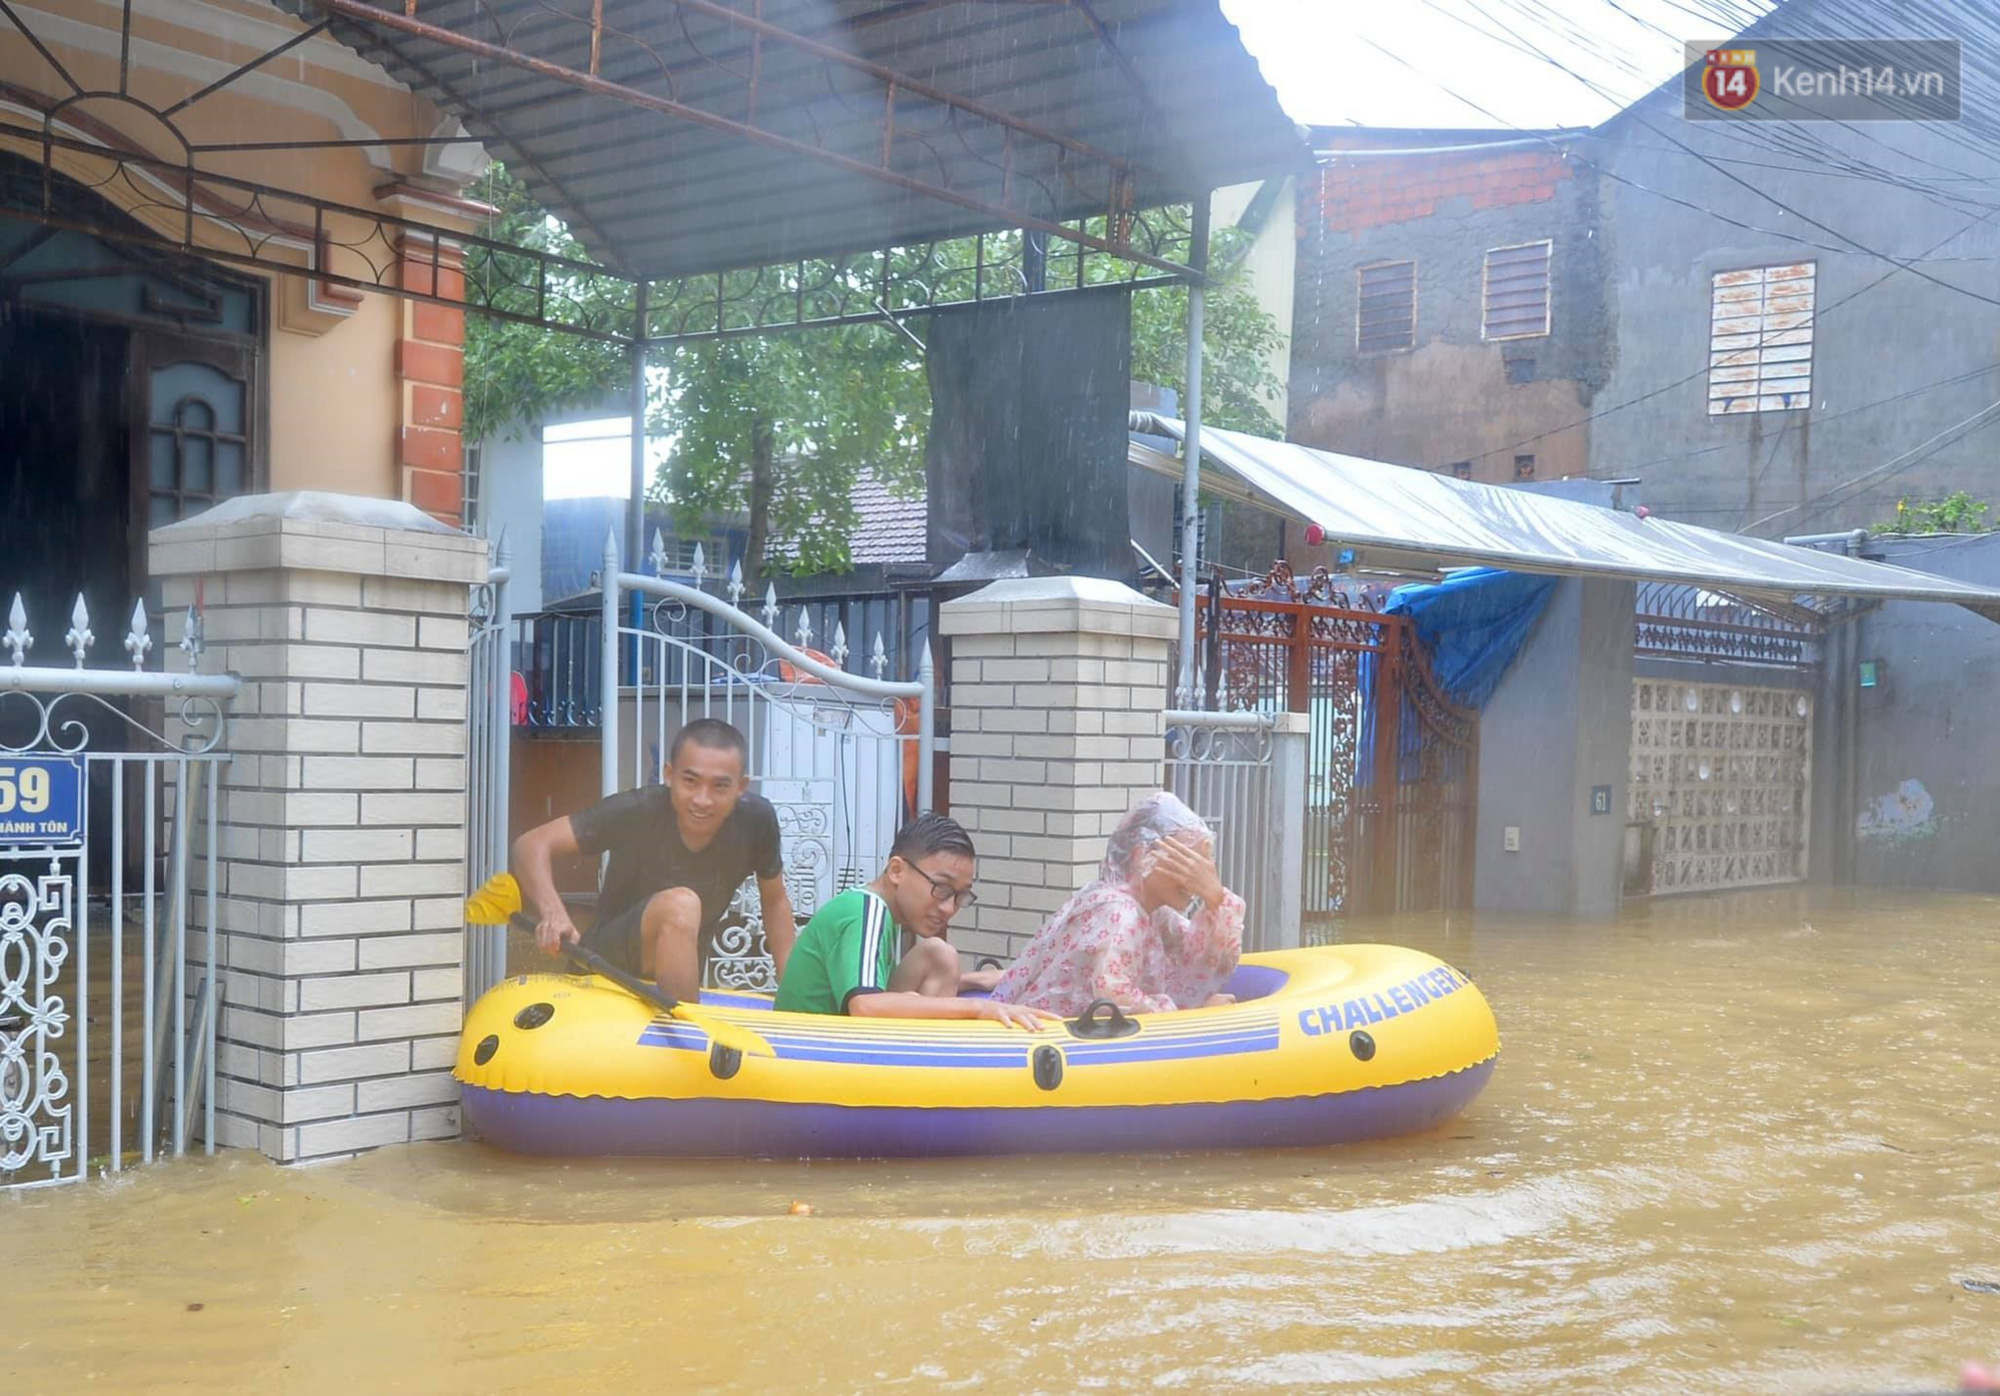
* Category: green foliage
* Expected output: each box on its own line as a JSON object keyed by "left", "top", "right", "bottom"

{"left": 1875, "top": 492, "right": 1995, "bottom": 535}
{"left": 651, "top": 326, "right": 929, "bottom": 579}
{"left": 461, "top": 165, "right": 631, "bottom": 444}
{"left": 462, "top": 167, "right": 1289, "bottom": 574}
{"left": 1120, "top": 223, "right": 1288, "bottom": 440}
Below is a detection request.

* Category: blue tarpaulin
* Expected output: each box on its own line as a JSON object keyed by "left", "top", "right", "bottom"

{"left": 1355, "top": 568, "right": 1556, "bottom": 789}
{"left": 1385, "top": 567, "right": 1558, "bottom": 709}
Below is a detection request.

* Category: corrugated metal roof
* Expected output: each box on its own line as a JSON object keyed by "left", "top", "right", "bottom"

{"left": 283, "top": 0, "right": 1306, "bottom": 279}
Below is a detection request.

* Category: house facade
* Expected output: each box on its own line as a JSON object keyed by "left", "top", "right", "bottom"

{"left": 1285, "top": 3, "right": 2000, "bottom": 536}
{"left": 2, "top": 0, "right": 485, "bottom": 623}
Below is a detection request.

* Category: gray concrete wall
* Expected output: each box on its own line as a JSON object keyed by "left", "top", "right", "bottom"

{"left": 1591, "top": 112, "right": 2000, "bottom": 534}
{"left": 1474, "top": 577, "right": 1634, "bottom": 916}
{"left": 1288, "top": 142, "right": 1611, "bottom": 485}
{"left": 1834, "top": 533, "right": 2000, "bottom": 890}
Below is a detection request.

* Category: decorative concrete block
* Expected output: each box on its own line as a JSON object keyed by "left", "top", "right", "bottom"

{"left": 410, "top": 1106, "right": 461, "bottom": 1141}
{"left": 298, "top": 972, "right": 412, "bottom": 1013}
{"left": 294, "top": 1112, "right": 413, "bottom": 1158}
{"left": 356, "top": 1071, "right": 460, "bottom": 1112}
{"left": 296, "top": 1040, "right": 413, "bottom": 1086}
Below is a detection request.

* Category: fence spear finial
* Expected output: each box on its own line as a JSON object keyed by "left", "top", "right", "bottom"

{"left": 66, "top": 594, "right": 93, "bottom": 668}
{"left": 125, "top": 599, "right": 152, "bottom": 670}
{"left": 4, "top": 593, "right": 31, "bottom": 668}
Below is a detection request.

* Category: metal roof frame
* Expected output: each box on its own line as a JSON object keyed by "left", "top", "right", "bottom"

{"left": 1, "top": 0, "right": 1303, "bottom": 346}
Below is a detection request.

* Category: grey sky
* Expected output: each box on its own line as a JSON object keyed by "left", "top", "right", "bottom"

{"left": 1222, "top": 0, "right": 1772, "bottom": 130}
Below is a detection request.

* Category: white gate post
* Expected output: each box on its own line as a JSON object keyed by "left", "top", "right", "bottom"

{"left": 939, "top": 577, "right": 1175, "bottom": 966}
{"left": 600, "top": 528, "right": 621, "bottom": 800}
{"left": 150, "top": 494, "right": 488, "bottom": 1164}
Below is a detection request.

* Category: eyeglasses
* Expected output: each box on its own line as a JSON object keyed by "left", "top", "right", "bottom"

{"left": 905, "top": 860, "right": 978, "bottom": 909}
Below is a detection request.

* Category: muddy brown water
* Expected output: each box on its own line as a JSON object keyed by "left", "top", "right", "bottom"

{"left": 5, "top": 887, "right": 1996, "bottom": 1394}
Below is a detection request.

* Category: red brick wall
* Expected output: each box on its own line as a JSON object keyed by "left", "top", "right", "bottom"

{"left": 1313, "top": 149, "right": 1573, "bottom": 237}
{"left": 396, "top": 236, "right": 467, "bottom": 525}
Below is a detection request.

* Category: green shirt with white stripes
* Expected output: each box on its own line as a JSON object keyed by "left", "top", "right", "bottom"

{"left": 772, "top": 888, "right": 899, "bottom": 1015}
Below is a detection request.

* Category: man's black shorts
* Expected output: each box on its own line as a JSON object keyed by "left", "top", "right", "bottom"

{"left": 579, "top": 894, "right": 719, "bottom": 978}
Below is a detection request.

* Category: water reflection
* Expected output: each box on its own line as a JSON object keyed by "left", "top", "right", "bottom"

{"left": 6, "top": 887, "right": 1996, "bottom": 1394}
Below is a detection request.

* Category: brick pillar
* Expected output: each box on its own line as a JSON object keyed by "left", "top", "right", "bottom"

{"left": 938, "top": 578, "right": 1174, "bottom": 964}
{"left": 150, "top": 493, "right": 487, "bottom": 1163}
{"left": 396, "top": 233, "right": 467, "bottom": 525}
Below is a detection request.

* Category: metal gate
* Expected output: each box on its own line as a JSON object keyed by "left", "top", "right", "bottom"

{"left": 1188, "top": 564, "right": 1478, "bottom": 918}
{"left": 1629, "top": 678, "right": 1814, "bottom": 894}
{"left": 0, "top": 591, "right": 235, "bottom": 1189}
{"left": 600, "top": 534, "right": 935, "bottom": 989}
{"left": 465, "top": 535, "right": 513, "bottom": 1004}
{"left": 1629, "top": 583, "right": 1819, "bottom": 896}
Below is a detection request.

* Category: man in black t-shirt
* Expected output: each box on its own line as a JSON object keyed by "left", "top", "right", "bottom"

{"left": 510, "top": 719, "right": 795, "bottom": 1001}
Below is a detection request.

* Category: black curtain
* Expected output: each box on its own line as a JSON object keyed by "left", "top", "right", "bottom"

{"left": 923, "top": 290, "right": 1135, "bottom": 582}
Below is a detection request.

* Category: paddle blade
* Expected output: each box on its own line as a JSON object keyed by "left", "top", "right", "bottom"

{"left": 674, "top": 1005, "right": 777, "bottom": 1059}
{"left": 463, "top": 871, "right": 525, "bottom": 925}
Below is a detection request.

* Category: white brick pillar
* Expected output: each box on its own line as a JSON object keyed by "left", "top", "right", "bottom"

{"left": 149, "top": 493, "right": 487, "bottom": 1164}
{"left": 938, "top": 578, "right": 1175, "bottom": 964}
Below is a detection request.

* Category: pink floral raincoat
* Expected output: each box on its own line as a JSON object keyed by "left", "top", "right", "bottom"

{"left": 991, "top": 792, "right": 1244, "bottom": 1015}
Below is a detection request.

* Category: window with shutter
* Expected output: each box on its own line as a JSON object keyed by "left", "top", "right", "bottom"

{"left": 1708, "top": 262, "right": 1815, "bottom": 414}
{"left": 1481, "top": 240, "right": 1552, "bottom": 341}
{"left": 1356, "top": 260, "right": 1416, "bottom": 354}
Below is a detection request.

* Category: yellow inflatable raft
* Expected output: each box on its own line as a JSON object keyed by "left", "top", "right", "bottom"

{"left": 456, "top": 944, "right": 1499, "bottom": 1158}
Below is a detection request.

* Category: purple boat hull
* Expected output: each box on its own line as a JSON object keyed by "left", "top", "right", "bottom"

{"left": 461, "top": 1059, "right": 1496, "bottom": 1159}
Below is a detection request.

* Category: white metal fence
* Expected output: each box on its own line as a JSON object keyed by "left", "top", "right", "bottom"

{"left": 595, "top": 532, "right": 935, "bottom": 989}
{"left": 1164, "top": 709, "right": 1307, "bottom": 954}
{"left": 0, "top": 593, "right": 235, "bottom": 1189}
{"left": 465, "top": 536, "right": 513, "bottom": 1004}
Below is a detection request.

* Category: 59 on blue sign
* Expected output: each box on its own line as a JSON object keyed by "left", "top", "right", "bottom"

{"left": 0, "top": 757, "right": 85, "bottom": 847}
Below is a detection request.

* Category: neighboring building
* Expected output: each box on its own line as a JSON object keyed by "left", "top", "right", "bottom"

{"left": 1289, "top": 126, "right": 1605, "bottom": 488}
{"left": 1285, "top": 1, "right": 2000, "bottom": 535}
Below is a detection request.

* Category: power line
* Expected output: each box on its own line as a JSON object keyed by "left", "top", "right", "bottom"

{"left": 1611, "top": 360, "right": 2000, "bottom": 476}
{"left": 1747, "top": 397, "right": 2000, "bottom": 533}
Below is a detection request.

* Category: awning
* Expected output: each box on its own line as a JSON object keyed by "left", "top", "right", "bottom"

{"left": 281, "top": 0, "right": 1307, "bottom": 280}
{"left": 1134, "top": 417, "right": 2000, "bottom": 621}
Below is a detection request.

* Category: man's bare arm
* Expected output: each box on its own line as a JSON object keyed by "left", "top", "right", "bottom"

{"left": 757, "top": 874, "right": 797, "bottom": 978}
{"left": 512, "top": 816, "right": 584, "bottom": 955}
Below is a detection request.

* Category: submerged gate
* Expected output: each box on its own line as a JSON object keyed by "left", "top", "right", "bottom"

{"left": 0, "top": 591, "right": 235, "bottom": 1189}
{"left": 1188, "top": 564, "right": 1477, "bottom": 919}
{"left": 1629, "top": 584, "right": 1819, "bottom": 896}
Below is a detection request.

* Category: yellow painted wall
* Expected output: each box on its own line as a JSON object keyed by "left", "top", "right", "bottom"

{"left": 3, "top": 0, "right": 483, "bottom": 504}
{"left": 1211, "top": 178, "right": 1296, "bottom": 425}
{"left": 267, "top": 289, "right": 402, "bottom": 498}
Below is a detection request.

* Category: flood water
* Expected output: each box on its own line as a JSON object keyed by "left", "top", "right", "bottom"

{"left": 6, "top": 887, "right": 1997, "bottom": 1394}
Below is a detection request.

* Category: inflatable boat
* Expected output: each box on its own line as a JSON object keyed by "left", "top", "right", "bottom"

{"left": 455, "top": 944, "right": 1500, "bottom": 1159}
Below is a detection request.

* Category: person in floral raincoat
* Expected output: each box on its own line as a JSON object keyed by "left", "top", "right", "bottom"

{"left": 990, "top": 792, "right": 1244, "bottom": 1016}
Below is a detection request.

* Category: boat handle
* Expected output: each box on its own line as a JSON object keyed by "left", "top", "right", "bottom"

{"left": 1067, "top": 998, "right": 1140, "bottom": 1040}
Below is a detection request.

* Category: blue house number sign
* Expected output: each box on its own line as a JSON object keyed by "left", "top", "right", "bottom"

{"left": 0, "top": 757, "right": 85, "bottom": 847}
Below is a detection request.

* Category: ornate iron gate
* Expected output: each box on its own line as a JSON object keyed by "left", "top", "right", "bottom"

{"left": 0, "top": 591, "right": 235, "bottom": 1188}
{"left": 599, "top": 534, "right": 935, "bottom": 991}
{"left": 1189, "top": 564, "right": 1477, "bottom": 918}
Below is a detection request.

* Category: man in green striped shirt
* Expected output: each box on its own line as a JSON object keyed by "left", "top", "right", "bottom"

{"left": 775, "top": 813, "right": 1055, "bottom": 1028}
